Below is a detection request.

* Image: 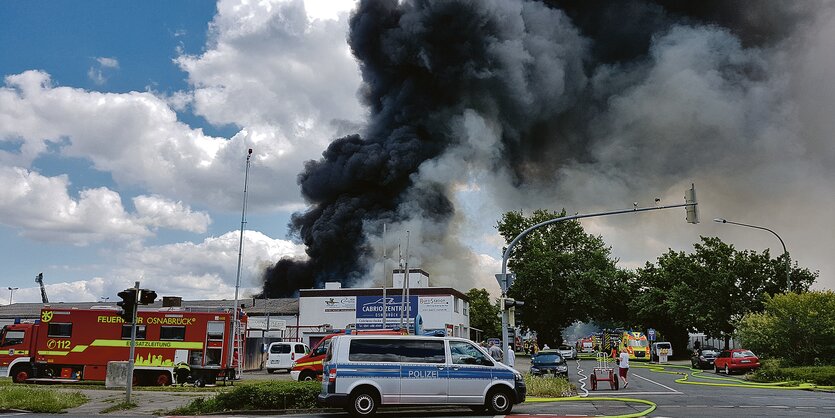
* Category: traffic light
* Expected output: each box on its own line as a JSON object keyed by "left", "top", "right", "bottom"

{"left": 139, "top": 289, "right": 157, "bottom": 305}
{"left": 502, "top": 298, "right": 525, "bottom": 326}
{"left": 117, "top": 289, "right": 138, "bottom": 323}
{"left": 685, "top": 183, "right": 699, "bottom": 224}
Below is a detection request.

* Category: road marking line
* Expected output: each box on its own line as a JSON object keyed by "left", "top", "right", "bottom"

{"left": 766, "top": 405, "right": 790, "bottom": 408}
{"left": 587, "top": 391, "right": 683, "bottom": 396}
{"left": 632, "top": 373, "right": 681, "bottom": 393}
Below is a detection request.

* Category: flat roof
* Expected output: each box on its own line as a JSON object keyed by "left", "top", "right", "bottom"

{"left": 299, "top": 287, "right": 469, "bottom": 301}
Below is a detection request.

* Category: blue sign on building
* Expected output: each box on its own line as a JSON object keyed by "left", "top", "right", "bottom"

{"left": 356, "top": 295, "right": 418, "bottom": 329}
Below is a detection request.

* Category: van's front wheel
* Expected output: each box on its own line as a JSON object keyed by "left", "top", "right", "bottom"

{"left": 348, "top": 389, "right": 378, "bottom": 417}
{"left": 485, "top": 388, "right": 514, "bottom": 415}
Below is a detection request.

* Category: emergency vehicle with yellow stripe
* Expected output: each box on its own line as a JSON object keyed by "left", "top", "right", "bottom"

{"left": 291, "top": 328, "right": 406, "bottom": 381}
{"left": 0, "top": 306, "right": 244, "bottom": 385}
{"left": 618, "top": 330, "right": 649, "bottom": 360}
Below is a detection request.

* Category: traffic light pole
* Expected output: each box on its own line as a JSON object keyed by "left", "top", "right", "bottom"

{"left": 126, "top": 281, "right": 139, "bottom": 404}
{"left": 499, "top": 185, "right": 698, "bottom": 354}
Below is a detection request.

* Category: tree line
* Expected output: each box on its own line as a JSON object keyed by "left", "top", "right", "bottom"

{"left": 468, "top": 209, "right": 818, "bottom": 359}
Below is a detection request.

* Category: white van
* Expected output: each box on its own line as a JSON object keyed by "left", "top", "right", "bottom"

{"left": 317, "top": 335, "right": 526, "bottom": 416}
{"left": 267, "top": 341, "right": 309, "bottom": 373}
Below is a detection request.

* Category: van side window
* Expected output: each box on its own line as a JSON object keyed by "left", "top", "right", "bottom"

{"left": 400, "top": 340, "right": 445, "bottom": 363}
{"left": 295, "top": 344, "right": 307, "bottom": 354}
{"left": 349, "top": 339, "right": 401, "bottom": 362}
{"left": 450, "top": 341, "right": 493, "bottom": 366}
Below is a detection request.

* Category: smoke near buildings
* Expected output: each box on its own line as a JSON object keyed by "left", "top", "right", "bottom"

{"left": 262, "top": 0, "right": 835, "bottom": 296}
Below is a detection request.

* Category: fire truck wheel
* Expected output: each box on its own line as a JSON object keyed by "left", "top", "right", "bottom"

{"left": 299, "top": 371, "right": 315, "bottom": 381}
{"left": 132, "top": 373, "right": 141, "bottom": 387}
{"left": 155, "top": 372, "right": 171, "bottom": 386}
{"left": 11, "top": 365, "right": 31, "bottom": 383}
{"left": 193, "top": 379, "right": 205, "bottom": 388}
{"left": 267, "top": 368, "right": 275, "bottom": 374}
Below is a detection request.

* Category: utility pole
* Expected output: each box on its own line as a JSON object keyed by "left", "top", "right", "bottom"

{"left": 126, "top": 282, "right": 139, "bottom": 403}
{"left": 381, "top": 224, "right": 387, "bottom": 329}
{"left": 231, "top": 148, "right": 253, "bottom": 378}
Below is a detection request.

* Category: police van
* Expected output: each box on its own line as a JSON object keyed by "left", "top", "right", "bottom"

{"left": 317, "top": 335, "right": 526, "bottom": 416}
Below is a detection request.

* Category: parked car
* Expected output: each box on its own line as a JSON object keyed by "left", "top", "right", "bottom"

{"left": 530, "top": 350, "right": 568, "bottom": 378}
{"left": 691, "top": 346, "right": 720, "bottom": 369}
{"left": 713, "top": 349, "right": 760, "bottom": 374}
{"left": 267, "top": 341, "right": 309, "bottom": 373}
{"left": 557, "top": 344, "right": 577, "bottom": 360}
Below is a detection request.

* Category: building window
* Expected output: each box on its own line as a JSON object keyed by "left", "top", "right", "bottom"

{"left": 463, "top": 301, "right": 469, "bottom": 316}
{"left": 47, "top": 323, "right": 72, "bottom": 338}
{"left": 453, "top": 296, "right": 459, "bottom": 313}
{"left": 160, "top": 326, "right": 186, "bottom": 341}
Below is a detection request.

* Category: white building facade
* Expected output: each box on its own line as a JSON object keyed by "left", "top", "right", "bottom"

{"left": 298, "top": 278, "right": 470, "bottom": 346}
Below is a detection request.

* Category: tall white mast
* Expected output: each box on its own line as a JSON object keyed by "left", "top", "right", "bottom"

{"left": 230, "top": 148, "right": 252, "bottom": 376}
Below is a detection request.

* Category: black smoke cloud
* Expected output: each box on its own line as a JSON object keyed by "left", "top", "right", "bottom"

{"left": 261, "top": 0, "right": 819, "bottom": 297}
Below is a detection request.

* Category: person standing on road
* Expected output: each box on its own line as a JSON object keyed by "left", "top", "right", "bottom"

{"left": 506, "top": 344, "right": 516, "bottom": 367}
{"left": 489, "top": 341, "right": 504, "bottom": 363}
{"left": 618, "top": 347, "right": 630, "bottom": 388}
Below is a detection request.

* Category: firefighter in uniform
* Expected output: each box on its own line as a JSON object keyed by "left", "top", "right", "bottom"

{"left": 175, "top": 362, "right": 191, "bottom": 386}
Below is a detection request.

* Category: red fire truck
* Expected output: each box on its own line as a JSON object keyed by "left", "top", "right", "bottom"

{"left": 290, "top": 328, "right": 405, "bottom": 381}
{"left": 0, "top": 306, "right": 245, "bottom": 386}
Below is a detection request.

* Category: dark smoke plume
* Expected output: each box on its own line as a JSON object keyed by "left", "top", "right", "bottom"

{"left": 261, "top": 0, "right": 820, "bottom": 297}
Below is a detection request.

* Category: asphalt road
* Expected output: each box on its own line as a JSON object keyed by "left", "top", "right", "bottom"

{"left": 235, "top": 357, "right": 835, "bottom": 418}
{"left": 5, "top": 358, "right": 834, "bottom": 417}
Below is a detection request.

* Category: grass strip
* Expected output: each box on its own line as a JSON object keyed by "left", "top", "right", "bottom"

{"left": 0, "top": 386, "right": 87, "bottom": 413}
{"left": 169, "top": 380, "right": 320, "bottom": 415}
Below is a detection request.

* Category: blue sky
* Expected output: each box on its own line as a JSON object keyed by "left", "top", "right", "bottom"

{"left": 1, "top": 0, "right": 834, "bottom": 304}
{"left": 0, "top": 0, "right": 362, "bottom": 302}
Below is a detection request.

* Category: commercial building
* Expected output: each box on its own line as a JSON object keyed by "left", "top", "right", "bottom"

{"left": 296, "top": 269, "right": 471, "bottom": 348}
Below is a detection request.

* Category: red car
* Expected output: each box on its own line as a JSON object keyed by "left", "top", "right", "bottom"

{"left": 714, "top": 349, "right": 760, "bottom": 374}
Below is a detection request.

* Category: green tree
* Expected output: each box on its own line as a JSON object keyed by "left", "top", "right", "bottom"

{"left": 737, "top": 291, "right": 835, "bottom": 366}
{"left": 497, "top": 209, "right": 621, "bottom": 347}
{"left": 634, "top": 236, "right": 817, "bottom": 351}
{"left": 466, "top": 288, "right": 501, "bottom": 339}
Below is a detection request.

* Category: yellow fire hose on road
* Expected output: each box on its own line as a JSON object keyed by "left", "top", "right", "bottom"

{"left": 525, "top": 355, "right": 833, "bottom": 417}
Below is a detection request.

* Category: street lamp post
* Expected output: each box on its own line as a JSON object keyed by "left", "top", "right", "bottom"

{"left": 713, "top": 218, "right": 791, "bottom": 293}
{"left": 7, "top": 287, "right": 18, "bottom": 305}
{"left": 498, "top": 184, "right": 699, "bottom": 353}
